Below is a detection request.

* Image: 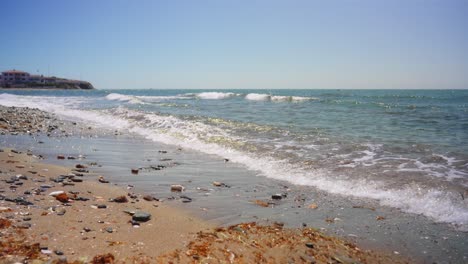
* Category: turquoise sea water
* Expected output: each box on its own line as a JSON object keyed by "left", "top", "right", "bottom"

{"left": 1, "top": 89, "right": 468, "bottom": 230}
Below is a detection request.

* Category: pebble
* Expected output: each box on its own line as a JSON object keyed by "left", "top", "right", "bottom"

{"left": 41, "top": 249, "right": 53, "bottom": 255}
{"left": 54, "top": 250, "right": 64, "bottom": 255}
{"left": 97, "top": 204, "right": 107, "bottom": 209}
{"left": 57, "top": 209, "right": 66, "bottom": 216}
{"left": 105, "top": 227, "right": 113, "bottom": 233}
{"left": 143, "top": 195, "right": 154, "bottom": 201}
{"left": 170, "top": 184, "right": 184, "bottom": 192}
{"left": 305, "top": 242, "right": 314, "bottom": 248}
{"left": 271, "top": 194, "right": 283, "bottom": 200}
{"left": 132, "top": 211, "right": 151, "bottom": 222}
{"left": 112, "top": 196, "right": 128, "bottom": 203}
{"left": 131, "top": 168, "right": 139, "bottom": 174}
{"left": 18, "top": 222, "right": 32, "bottom": 229}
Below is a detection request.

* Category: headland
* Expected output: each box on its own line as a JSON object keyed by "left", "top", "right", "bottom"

{"left": 0, "top": 70, "right": 94, "bottom": 90}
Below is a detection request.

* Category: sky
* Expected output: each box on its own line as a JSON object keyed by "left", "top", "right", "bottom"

{"left": 0, "top": 0, "right": 467, "bottom": 89}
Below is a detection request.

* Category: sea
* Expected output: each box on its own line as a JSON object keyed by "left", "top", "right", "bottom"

{"left": 1, "top": 89, "right": 467, "bottom": 262}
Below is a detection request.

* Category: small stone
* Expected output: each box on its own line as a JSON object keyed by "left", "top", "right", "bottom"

{"left": 271, "top": 194, "right": 283, "bottom": 200}
{"left": 112, "top": 196, "right": 128, "bottom": 203}
{"left": 57, "top": 155, "right": 65, "bottom": 160}
{"left": 170, "top": 184, "right": 184, "bottom": 192}
{"left": 305, "top": 242, "right": 314, "bottom": 248}
{"left": 376, "top": 216, "right": 386, "bottom": 221}
{"left": 98, "top": 176, "right": 109, "bottom": 183}
{"left": 143, "top": 195, "right": 154, "bottom": 201}
{"left": 41, "top": 249, "right": 53, "bottom": 255}
{"left": 105, "top": 227, "right": 113, "bottom": 233}
{"left": 308, "top": 203, "right": 318, "bottom": 209}
{"left": 18, "top": 222, "right": 31, "bottom": 229}
{"left": 97, "top": 204, "right": 107, "bottom": 209}
{"left": 71, "top": 178, "right": 83, "bottom": 182}
{"left": 23, "top": 217, "right": 32, "bottom": 221}
{"left": 212, "top": 181, "right": 224, "bottom": 187}
{"left": 83, "top": 227, "right": 92, "bottom": 232}
{"left": 54, "top": 250, "right": 64, "bottom": 255}
{"left": 131, "top": 168, "right": 139, "bottom": 174}
{"left": 75, "top": 164, "right": 87, "bottom": 169}
{"left": 57, "top": 209, "right": 66, "bottom": 216}
{"left": 132, "top": 211, "right": 151, "bottom": 222}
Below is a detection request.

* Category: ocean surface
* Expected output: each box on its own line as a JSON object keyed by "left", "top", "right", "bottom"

{"left": 1, "top": 89, "right": 468, "bottom": 232}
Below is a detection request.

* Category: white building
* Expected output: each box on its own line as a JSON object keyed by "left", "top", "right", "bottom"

{"left": 1, "top": 70, "right": 30, "bottom": 84}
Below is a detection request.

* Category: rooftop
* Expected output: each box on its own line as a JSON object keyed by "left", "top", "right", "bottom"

{"left": 2, "top": 69, "right": 29, "bottom": 74}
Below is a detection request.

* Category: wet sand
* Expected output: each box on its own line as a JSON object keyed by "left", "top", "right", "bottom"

{"left": 0, "top": 105, "right": 411, "bottom": 263}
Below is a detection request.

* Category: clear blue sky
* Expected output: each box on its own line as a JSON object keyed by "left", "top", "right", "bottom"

{"left": 1, "top": 0, "right": 467, "bottom": 89}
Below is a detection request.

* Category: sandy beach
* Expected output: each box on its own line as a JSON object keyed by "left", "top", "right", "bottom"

{"left": 0, "top": 106, "right": 411, "bottom": 263}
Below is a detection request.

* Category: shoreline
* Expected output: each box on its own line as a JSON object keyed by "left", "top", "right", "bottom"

{"left": 0, "top": 105, "right": 411, "bottom": 263}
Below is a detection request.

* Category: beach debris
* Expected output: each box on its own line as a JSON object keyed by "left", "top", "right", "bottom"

{"left": 131, "top": 168, "right": 139, "bottom": 174}
{"left": 49, "top": 191, "right": 65, "bottom": 197}
{"left": 92, "top": 253, "right": 115, "bottom": 264}
{"left": 132, "top": 211, "right": 151, "bottom": 222}
{"left": 252, "top": 200, "right": 269, "bottom": 207}
{"left": 0, "top": 206, "right": 12, "bottom": 212}
{"left": 112, "top": 195, "right": 128, "bottom": 203}
{"left": 55, "top": 193, "right": 70, "bottom": 203}
{"left": 307, "top": 203, "right": 318, "bottom": 209}
{"left": 0, "top": 219, "right": 12, "bottom": 229}
{"left": 171, "top": 184, "right": 185, "bottom": 192}
{"left": 123, "top": 208, "right": 137, "bottom": 216}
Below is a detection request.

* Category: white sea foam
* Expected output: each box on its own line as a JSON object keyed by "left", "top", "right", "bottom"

{"left": 246, "top": 93, "right": 317, "bottom": 102}
{"left": 1, "top": 93, "right": 467, "bottom": 230}
{"left": 245, "top": 93, "right": 271, "bottom": 101}
{"left": 196, "top": 92, "right": 236, "bottom": 100}
{"left": 105, "top": 93, "right": 142, "bottom": 104}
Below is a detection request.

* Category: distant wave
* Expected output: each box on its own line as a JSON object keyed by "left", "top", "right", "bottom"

{"left": 105, "top": 93, "right": 142, "bottom": 104}
{"left": 195, "top": 92, "right": 237, "bottom": 100}
{"left": 246, "top": 93, "right": 318, "bottom": 102}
